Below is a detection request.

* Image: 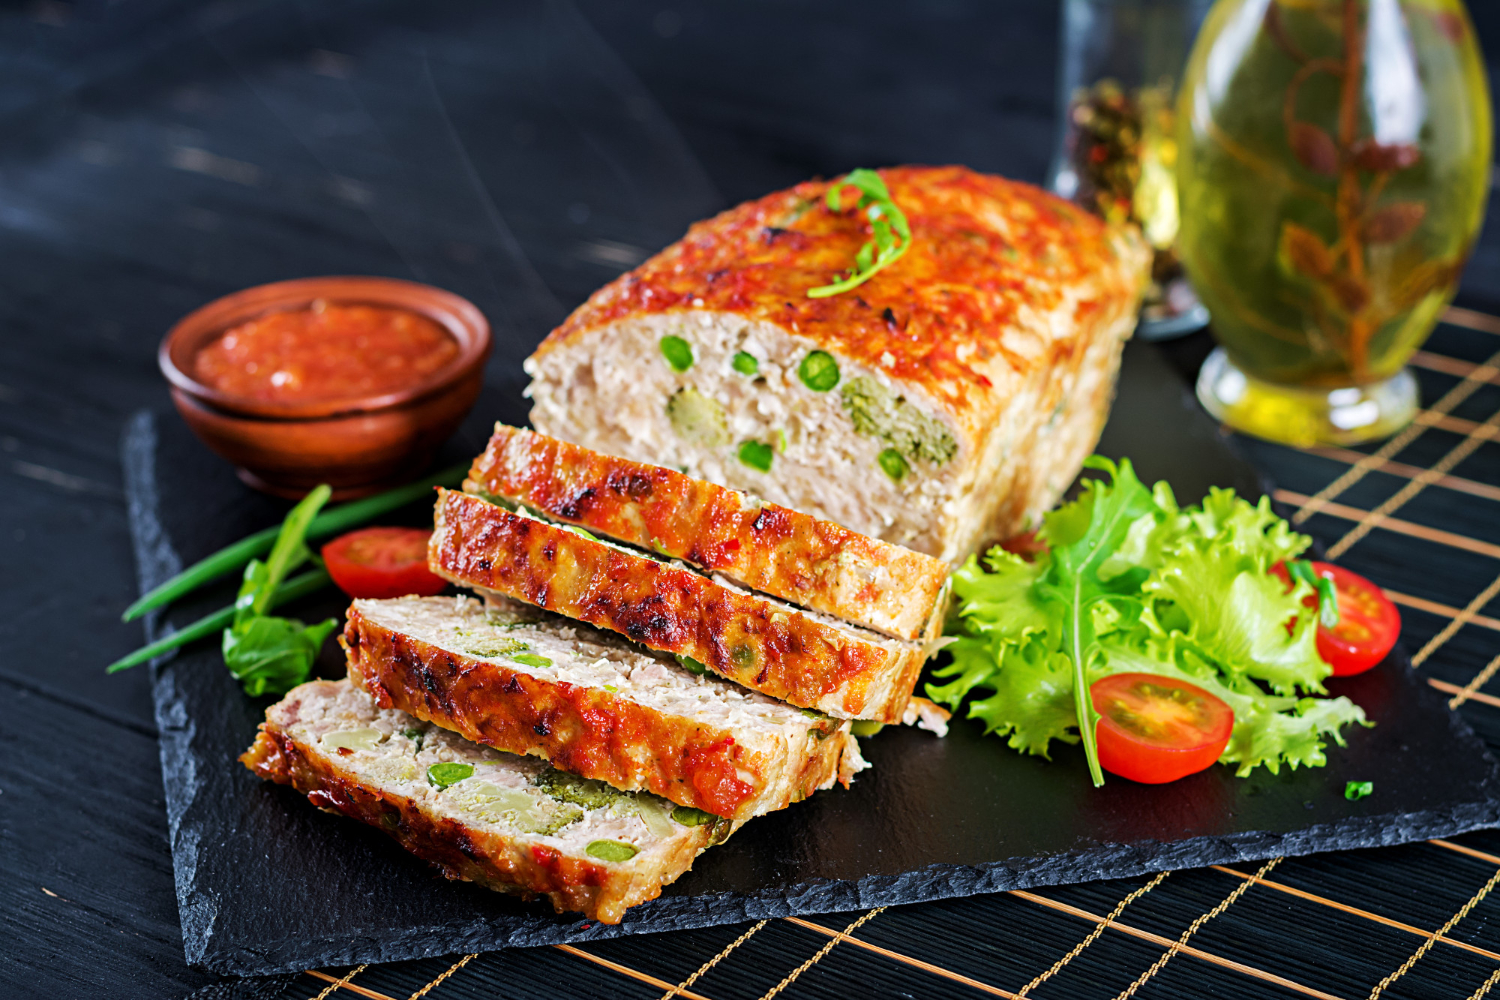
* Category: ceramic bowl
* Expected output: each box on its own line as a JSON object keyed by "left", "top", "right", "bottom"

{"left": 160, "top": 276, "right": 491, "bottom": 499}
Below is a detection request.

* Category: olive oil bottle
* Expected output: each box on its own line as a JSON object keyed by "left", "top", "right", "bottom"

{"left": 1176, "top": 0, "right": 1490, "bottom": 445}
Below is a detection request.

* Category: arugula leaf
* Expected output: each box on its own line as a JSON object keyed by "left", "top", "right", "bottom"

{"left": 1031, "top": 457, "right": 1160, "bottom": 785}
{"left": 222, "top": 485, "right": 338, "bottom": 697}
{"left": 806, "top": 169, "right": 912, "bottom": 298}
{"left": 930, "top": 457, "right": 1369, "bottom": 784}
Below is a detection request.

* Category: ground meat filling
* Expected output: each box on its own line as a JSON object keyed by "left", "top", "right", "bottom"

{"left": 526, "top": 312, "right": 963, "bottom": 554}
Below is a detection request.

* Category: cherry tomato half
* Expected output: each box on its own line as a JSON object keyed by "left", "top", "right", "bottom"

{"left": 1272, "top": 561, "right": 1401, "bottom": 676}
{"left": 1090, "top": 673, "right": 1234, "bottom": 784}
{"left": 322, "top": 527, "right": 447, "bottom": 600}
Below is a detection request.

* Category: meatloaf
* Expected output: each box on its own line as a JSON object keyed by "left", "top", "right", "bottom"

{"left": 342, "top": 595, "right": 865, "bottom": 823}
{"left": 524, "top": 164, "right": 1149, "bottom": 563}
{"left": 241, "top": 678, "right": 733, "bottom": 924}
{"left": 429, "top": 488, "right": 931, "bottom": 722}
{"left": 465, "top": 424, "right": 950, "bottom": 641}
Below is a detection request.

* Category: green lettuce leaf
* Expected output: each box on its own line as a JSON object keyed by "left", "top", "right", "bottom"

{"left": 950, "top": 547, "right": 1050, "bottom": 640}
{"left": 930, "top": 632, "right": 1078, "bottom": 756}
{"left": 1141, "top": 489, "right": 1327, "bottom": 696}
{"left": 1145, "top": 551, "right": 1327, "bottom": 696}
{"left": 928, "top": 457, "right": 1369, "bottom": 783}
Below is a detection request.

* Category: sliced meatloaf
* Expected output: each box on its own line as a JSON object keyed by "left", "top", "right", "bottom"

{"left": 342, "top": 595, "right": 866, "bottom": 823}
{"left": 464, "top": 424, "right": 950, "bottom": 641}
{"left": 241, "top": 678, "right": 734, "bottom": 924}
{"left": 524, "top": 165, "right": 1149, "bottom": 563}
{"left": 429, "top": 488, "right": 931, "bottom": 722}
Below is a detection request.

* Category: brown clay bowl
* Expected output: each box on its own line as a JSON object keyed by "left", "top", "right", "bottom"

{"left": 160, "top": 276, "right": 491, "bottom": 500}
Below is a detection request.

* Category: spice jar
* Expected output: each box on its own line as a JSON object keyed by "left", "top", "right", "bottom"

{"left": 1049, "top": 0, "right": 1214, "bottom": 340}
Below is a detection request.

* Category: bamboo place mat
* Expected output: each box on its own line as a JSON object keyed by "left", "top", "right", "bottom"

{"left": 252, "top": 306, "right": 1500, "bottom": 1000}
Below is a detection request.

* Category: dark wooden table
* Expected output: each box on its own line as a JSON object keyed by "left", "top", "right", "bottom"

{"left": 4, "top": 3, "right": 1500, "bottom": 998}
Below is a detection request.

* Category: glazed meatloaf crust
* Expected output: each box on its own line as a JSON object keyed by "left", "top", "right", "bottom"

{"left": 525, "top": 165, "right": 1149, "bottom": 563}
{"left": 241, "top": 679, "right": 733, "bottom": 924}
{"left": 465, "top": 424, "right": 950, "bottom": 641}
{"left": 430, "top": 489, "right": 929, "bottom": 722}
{"left": 343, "top": 595, "right": 865, "bottom": 823}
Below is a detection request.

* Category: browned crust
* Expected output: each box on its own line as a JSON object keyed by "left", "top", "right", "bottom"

{"left": 341, "top": 604, "right": 850, "bottom": 822}
{"left": 530, "top": 165, "right": 1149, "bottom": 453}
{"left": 465, "top": 425, "right": 950, "bottom": 641}
{"left": 429, "top": 489, "right": 925, "bottom": 722}
{"left": 238, "top": 685, "right": 718, "bottom": 924}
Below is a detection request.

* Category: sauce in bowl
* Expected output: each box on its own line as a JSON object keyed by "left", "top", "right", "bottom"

{"left": 194, "top": 300, "right": 460, "bottom": 404}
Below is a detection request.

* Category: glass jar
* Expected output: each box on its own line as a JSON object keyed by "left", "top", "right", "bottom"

{"left": 1177, "top": 0, "right": 1491, "bottom": 445}
{"left": 1049, "top": 0, "right": 1214, "bottom": 339}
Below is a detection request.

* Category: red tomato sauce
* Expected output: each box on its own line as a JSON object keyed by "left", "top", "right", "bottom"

{"left": 194, "top": 301, "right": 459, "bottom": 403}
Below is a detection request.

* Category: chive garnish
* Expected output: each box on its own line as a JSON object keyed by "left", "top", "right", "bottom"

{"left": 1288, "top": 559, "right": 1340, "bottom": 628}
{"left": 797, "top": 351, "right": 840, "bottom": 392}
{"left": 105, "top": 568, "right": 330, "bottom": 674}
{"left": 120, "top": 462, "right": 469, "bottom": 622}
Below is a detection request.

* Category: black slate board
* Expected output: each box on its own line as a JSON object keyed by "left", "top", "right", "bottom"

{"left": 123, "top": 341, "right": 1500, "bottom": 978}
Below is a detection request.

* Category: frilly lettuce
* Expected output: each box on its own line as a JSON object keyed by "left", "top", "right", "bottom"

{"left": 928, "top": 457, "right": 1367, "bottom": 783}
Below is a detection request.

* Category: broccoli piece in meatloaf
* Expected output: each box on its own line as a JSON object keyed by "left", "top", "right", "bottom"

{"left": 665, "top": 386, "right": 730, "bottom": 448}
{"left": 839, "top": 376, "right": 958, "bottom": 467}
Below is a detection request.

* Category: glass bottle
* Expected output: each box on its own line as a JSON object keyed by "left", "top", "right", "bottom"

{"left": 1049, "top": 0, "right": 1214, "bottom": 339}
{"left": 1177, "top": 0, "right": 1491, "bottom": 445}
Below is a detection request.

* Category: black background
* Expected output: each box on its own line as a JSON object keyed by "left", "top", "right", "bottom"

{"left": 2, "top": 2, "right": 1499, "bottom": 997}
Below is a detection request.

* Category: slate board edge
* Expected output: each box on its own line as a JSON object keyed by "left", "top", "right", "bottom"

{"left": 201, "top": 634, "right": 1500, "bottom": 976}
{"left": 196, "top": 793, "right": 1500, "bottom": 977}
{"left": 120, "top": 408, "right": 1500, "bottom": 980}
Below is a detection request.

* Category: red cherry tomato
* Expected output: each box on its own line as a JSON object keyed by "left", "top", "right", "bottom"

{"left": 999, "top": 529, "right": 1048, "bottom": 561}
{"left": 1272, "top": 561, "right": 1400, "bottom": 676}
{"left": 1090, "top": 673, "right": 1235, "bottom": 784}
{"left": 322, "top": 527, "right": 447, "bottom": 600}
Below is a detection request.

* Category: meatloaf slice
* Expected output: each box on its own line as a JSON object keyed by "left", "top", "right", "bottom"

{"left": 429, "top": 488, "right": 931, "bottom": 722}
{"left": 342, "top": 595, "right": 865, "bottom": 823}
{"left": 524, "top": 165, "right": 1148, "bottom": 563}
{"left": 241, "top": 678, "right": 733, "bottom": 924}
{"left": 465, "top": 424, "right": 950, "bottom": 641}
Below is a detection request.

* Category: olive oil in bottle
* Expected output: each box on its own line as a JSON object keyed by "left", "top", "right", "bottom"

{"left": 1176, "top": 0, "right": 1490, "bottom": 444}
